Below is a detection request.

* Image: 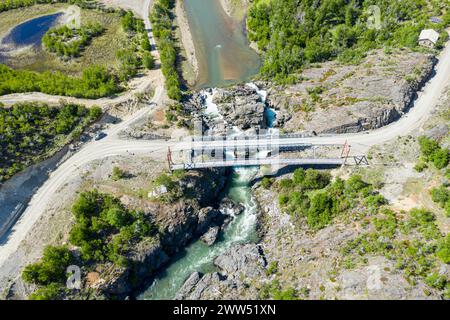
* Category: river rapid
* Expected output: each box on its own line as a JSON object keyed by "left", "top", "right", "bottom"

{"left": 139, "top": 0, "right": 268, "bottom": 300}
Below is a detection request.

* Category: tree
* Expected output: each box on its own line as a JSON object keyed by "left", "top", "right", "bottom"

{"left": 307, "top": 191, "right": 334, "bottom": 229}
{"left": 22, "top": 246, "right": 73, "bottom": 286}
{"left": 105, "top": 207, "right": 131, "bottom": 229}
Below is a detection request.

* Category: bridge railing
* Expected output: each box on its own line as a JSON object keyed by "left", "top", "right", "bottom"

{"left": 186, "top": 132, "right": 314, "bottom": 142}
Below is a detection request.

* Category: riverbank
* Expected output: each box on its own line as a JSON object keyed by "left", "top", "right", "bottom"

{"left": 219, "top": 0, "right": 248, "bottom": 22}
{"left": 174, "top": 0, "right": 198, "bottom": 87}
{"left": 1, "top": 156, "right": 235, "bottom": 299}
{"left": 174, "top": 0, "right": 250, "bottom": 88}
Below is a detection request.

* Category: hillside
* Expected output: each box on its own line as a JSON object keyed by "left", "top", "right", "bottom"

{"left": 247, "top": 0, "right": 450, "bottom": 83}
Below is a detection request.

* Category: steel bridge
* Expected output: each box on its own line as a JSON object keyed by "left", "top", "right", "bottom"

{"left": 167, "top": 134, "right": 369, "bottom": 170}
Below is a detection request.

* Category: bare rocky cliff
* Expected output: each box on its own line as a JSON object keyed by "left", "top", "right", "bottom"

{"left": 87, "top": 168, "right": 237, "bottom": 299}
{"left": 266, "top": 49, "right": 437, "bottom": 134}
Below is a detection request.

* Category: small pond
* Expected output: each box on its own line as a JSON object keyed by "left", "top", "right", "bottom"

{"left": 0, "top": 12, "right": 62, "bottom": 50}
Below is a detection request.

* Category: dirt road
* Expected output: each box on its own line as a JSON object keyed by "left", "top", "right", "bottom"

{"left": 0, "top": 28, "right": 449, "bottom": 280}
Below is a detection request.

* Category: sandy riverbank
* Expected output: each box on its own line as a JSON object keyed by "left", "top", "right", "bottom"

{"left": 218, "top": 0, "right": 260, "bottom": 54}
{"left": 175, "top": 0, "right": 199, "bottom": 85}
{"left": 219, "top": 0, "right": 248, "bottom": 21}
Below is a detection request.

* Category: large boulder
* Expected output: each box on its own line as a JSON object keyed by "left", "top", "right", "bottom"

{"left": 213, "top": 86, "right": 266, "bottom": 130}
{"left": 175, "top": 244, "right": 267, "bottom": 300}
{"left": 214, "top": 244, "right": 267, "bottom": 278}
{"left": 200, "top": 226, "right": 220, "bottom": 246}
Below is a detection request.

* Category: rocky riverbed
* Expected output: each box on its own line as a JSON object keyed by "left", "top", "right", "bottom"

{"left": 79, "top": 168, "right": 248, "bottom": 299}
{"left": 178, "top": 49, "right": 436, "bottom": 137}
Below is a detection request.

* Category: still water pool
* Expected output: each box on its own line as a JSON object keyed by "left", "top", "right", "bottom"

{"left": 1, "top": 13, "right": 62, "bottom": 48}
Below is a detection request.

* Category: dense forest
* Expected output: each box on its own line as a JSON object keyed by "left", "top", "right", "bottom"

{"left": 0, "top": 102, "right": 101, "bottom": 182}
{"left": 0, "top": 64, "right": 120, "bottom": 98}
{"left": 247, "top": 0, "right": 450, "bottom": 82}
{"left": 42, "top": 23, "right": 105, "bottom": 59}
{"left": 150, "top": 0, "right": 182, "bottom": 101}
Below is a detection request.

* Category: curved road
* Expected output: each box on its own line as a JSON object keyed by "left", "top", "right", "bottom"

{"left": 1, "top": 40, "right": 450, "bottom": 267}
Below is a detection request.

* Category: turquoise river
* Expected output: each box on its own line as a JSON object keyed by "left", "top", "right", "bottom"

{"left": 139, "top": 0, "right": 263, "bottom": 299}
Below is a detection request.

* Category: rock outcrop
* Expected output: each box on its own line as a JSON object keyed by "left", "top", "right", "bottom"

{"left": 213, "top": 86, "right": 266, "bottom": 130}
{"left": 83, "top": 168, "right": 233, "bottom": 299}
{"left": 200, "top": 226, "right": 220, "bottom": 246}
{"left": 267, "top": 49, "right": 437, "bottom": 134}
{"left": 175, "top": 244, "right": 267, "bottom": 300}
{"left": 219, "top": 197, "right": 245, "bottom": 216}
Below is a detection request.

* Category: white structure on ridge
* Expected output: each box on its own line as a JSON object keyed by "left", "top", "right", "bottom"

{"left": 418, "top": 29, "right": 440, "bottom": 48}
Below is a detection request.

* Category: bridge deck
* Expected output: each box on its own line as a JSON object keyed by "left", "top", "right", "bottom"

{"left": 170, "top": 158, "right": 347, "bottom": 170}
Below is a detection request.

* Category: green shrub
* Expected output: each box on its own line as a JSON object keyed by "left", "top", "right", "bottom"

{"left": 307, "top": 191, "right": 334, "bottom": 230}
{"left": 258, "top": 279, "right": 298, "bottom": 300}
{"left": 417, "top": 136, "right": 449, "bottom": 170}
{"left": 272, "top": 287, "right": 298, "bottom": 300}
{"left": 22, "top": 246, "right": 73, "bottom": 286}
{"left": 266, "top": 261, "right": 279, "bottom": 276}
{"left": 430, "top": 186, "right": 449, "bottom": 207}
{"left": 88, "top": 106, "right": 103, "bottom": 121}
{"left": 445, "top": 201, "right": 450, "bottom": 218}
{"left": 111, "top": 166, "right": 125, "bottom": 181}
{"left": 142, "top": 52, "right": 155, "bottom": 69}
{"left": 425, "top": 273, "right": 447, "bottom": 290}
{"left": 345, "top": 175, "right": 368, "bottom": 194}
{"left": 432, "top": 149, "right": 449, "bottom": 169}
{"left": 121, "top": 10, "right": 144, "bottom": 32}
{"left": 436, "top": 234, "right": 450, "bottom": 264}
{"left": 261, "top": 177, "right": 274, "bottom": 189}
{"left": 292, "top": 168, "right": 306, "bottom": 185}
{"left": 278, "top": 194, "right": 289, "bottom": 206}
{"left": 414, "top": 161, "right": 428, "bottom": 172}
{"left": 28, "top": 283, "right": 65, "bottom": 300}
{"left": 302, "top": 169, "right": 331, "bottom": 190}
{"left": 105, "top": 207, "right": 131, "bottom": 229}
